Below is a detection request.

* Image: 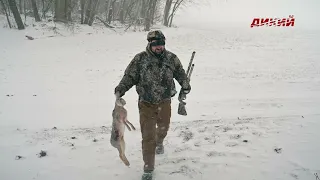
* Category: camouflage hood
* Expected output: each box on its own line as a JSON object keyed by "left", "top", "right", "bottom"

{"left": 115, "top": 46, "right": 190, "bottom": 104}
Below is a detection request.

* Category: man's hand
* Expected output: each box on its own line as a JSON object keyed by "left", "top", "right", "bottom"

{"left": 181, "top": 83, "right": 191, "bottom": 94}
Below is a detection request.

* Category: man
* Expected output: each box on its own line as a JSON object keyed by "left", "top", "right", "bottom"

{"left": 114, "top": 30, "right": 191, "bottom": 180}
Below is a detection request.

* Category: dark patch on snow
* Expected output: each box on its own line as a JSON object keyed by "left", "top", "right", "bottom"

{"left": 38, "top": 150, "right": 47, "bottom": 158}
{"left": 15, "top": 155, "right": 24, "bottom": 160}
{"left": 169, "top": 165, "right": 201, "bottom": 178}
{"left": 230, "top": 134, "right": 241, "bottom": 139}
{"left": 174, "top": 146, "right": 190, "bottom": 153}
{"left": 207, "top": 151, "right": 226, "bottom": 157}
{"left": 274, "top": 148, "right": 282, "bottom": 153}
{"left": 179, "top": 130, "right": 193, "bottom": 142}
{"left": 225, "top": 142, "right": 238, "bottom": 147}
{"left": 223, "top": 126, "right": 233, "bottom": 132}
{"left": 290, "top": 173, "right": 299, "bottom": 179}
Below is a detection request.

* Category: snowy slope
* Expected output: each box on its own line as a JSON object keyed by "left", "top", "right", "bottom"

{"left": 1, "top": 16, "right": 320, "bottom": 180}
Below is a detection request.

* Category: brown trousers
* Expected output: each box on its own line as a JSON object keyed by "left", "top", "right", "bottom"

{"left": 138, "top": 99, "right": 171, "bottom": 172}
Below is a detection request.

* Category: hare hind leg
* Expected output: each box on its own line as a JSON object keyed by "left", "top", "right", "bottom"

{"left": 119, "top": 136, "right": 130, "bottom": 166}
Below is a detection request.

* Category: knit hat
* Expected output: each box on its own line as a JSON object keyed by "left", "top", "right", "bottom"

{"left": 147, "top": 30, "right": 166, "bottom": 42}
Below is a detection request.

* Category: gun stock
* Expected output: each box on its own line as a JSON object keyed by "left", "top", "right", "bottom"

{"left": 178, "top": 51, "right": 196, "bottom": 116}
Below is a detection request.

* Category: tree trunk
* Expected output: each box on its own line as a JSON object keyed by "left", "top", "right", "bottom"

{"left": 119, "top": 0, "right": 126, "bottom": 24}
{"left": 124, "top": 0, "right": 135, "bottom": 21}
{"left": 54, "top": 0, "right": 69, "bottom": 22}
{"left": 4, "top": 0, "right": 10, "bottom": 16}
{"left": 111, "top": 0, "right": 116, "bottom": 22}
{"left": 0, "top": 0, "right": 12, "bottom": 28}
{"left": 168, "top": 12, "right": 173, "bottom": 27}
{"left": 80, "top": 0, "right": 85, "bottom": 24}
{"left": 24, "top": 0, "right": 26, "bottom": 23}
{"left": 19, "top": 0, "right": 23, "bottom": 12}
{"left": 66, "top": 0, "right": 71, "bottom": 21}
{"left": 105, "top": 0, "right": 110, "bottom": 21}
{"left": 84, "top": 0, "right": 92, "bottom": 24}
{"left": 163, "top": 0, "right": 172, "bottom": 26}
{"left": 144, "top": 0, "right": 153, "bottom": 31}
{"left": 31, "top": 0, "right": 41, "bottom": 21}
{"left": 136, "top": 0, "right": 142, "bottom": 25}
{"left": 88, "top": 0, "right": 99, "bottom": 26}
{"left": 42, "top": 0, "right": 45, "bottom": 18}
{"left": 96, "top": 16, "right": 115, "bottom": 28}
{"left": 150, "top": 0, "right": 157, "bottom": 25}
{"left": 168, "top": 1, "right": 177, "bottom": 27}
{"left": 140, "top": 0, "right": 146, "bottom": 19}
{"left": 107, "top": 7, "right": 112, "bottom": 24}
{"left": 8, "top": 0, "right": 25, "bottom": 29}
{"left": 168, "top": 0, "right": 183, "bottom": 27}
{"left": 41, "top": 0, "right": 52, "bottom": 19}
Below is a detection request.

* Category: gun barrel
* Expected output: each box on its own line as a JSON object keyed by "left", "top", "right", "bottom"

{"left": 186, "top": 51, "right": 196, "bottom": 75}
{"left": 187, "top": 64, "right": 195, "bottom": 82}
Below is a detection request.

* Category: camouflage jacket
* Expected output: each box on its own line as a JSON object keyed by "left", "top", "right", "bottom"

{"left": 114, "top": 46, "right": 190, "bottom": 104}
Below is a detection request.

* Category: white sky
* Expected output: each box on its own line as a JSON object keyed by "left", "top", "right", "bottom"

{"left": 174, "top": 0, "right": 320, "bottom": 29}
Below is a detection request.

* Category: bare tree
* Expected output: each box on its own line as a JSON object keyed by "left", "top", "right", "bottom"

{"left": 80, "top": 0, "right": 86, "bottom": 23}
{"left": 163, "top": 0, "right": 172, "bottom": 26}
{"left": 0, "top": 0, "right": 12, "bottom": 28}
{"left": 144, "top": 0, "right": 154, "bottom": 31}
{"left": 23, "top": 0, "right": 26, "bottom": 23}
{"left": 1, "top": 0, "right": 201, "bottom": 31}
{"left": 88, "top": 0, "right": 100, "bottom": 26}
{"left": 104, "top": 0, "right": 109, "bottom": 21}
{"left": 150, "top": 0, "right": 158, "bottom": 25}
{"left": 167, "top": 0, "right": 186, "bottom": 27}
{"left": 31, "top": 0, "right": 41, "bottom": 21}
{"left": 54, "top": 0, "right": 71, "bottom": 22}
{"left": 8, "top": 0, "right": 25, "bottom": 29}
{"left": 83, "top": 0, "right": 92, "bottom": 24}
{"left": 41, "top": 0, "right": 54, "bottom": 19}
{"left": 19, "top": 0, "right": 23, "bottom": 12}
{"left": 118, "top": 0, "right": 126, "bottom": 23}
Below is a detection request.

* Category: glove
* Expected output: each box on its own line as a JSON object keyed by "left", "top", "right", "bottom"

{"left": 114, "top": 85, "right": 125, "bottom": 98}
{"left": 181, "top": 83, "right": 191, "bottom": 94}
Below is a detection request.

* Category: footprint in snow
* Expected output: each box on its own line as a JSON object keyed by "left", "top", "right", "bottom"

{"left": 223, "top": 126, "right": 233, "bottom": 132}
{"left": 169, "top": 165, "right": 201, "bottom": 178}
{"left": 179, "top": 129, "right": 193, "bottom": 142}
{"left": 197, "top": 127, "right": 208, "bottom": 133}
{"left": 174, "top": 146, "right": 190, "bottom": 153}
{"left": 225, "top": 141, "right": 238, "bottom": 147}
{"left": 207, "top": 151, "right": 226, "bottom": 157}
{"left": 229, "top": 134, "right": 242, "bottom": 139}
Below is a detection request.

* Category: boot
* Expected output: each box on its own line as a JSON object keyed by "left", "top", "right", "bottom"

{"left": 155, "top": 143, "right": 164, "bottom": 154}
{"left": 141, "top": 170, "right": 153, "bottom": 180}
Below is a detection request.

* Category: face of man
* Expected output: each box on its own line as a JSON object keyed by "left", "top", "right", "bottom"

{"left": 150, "top": 39, "right": 165, "bottom": 55}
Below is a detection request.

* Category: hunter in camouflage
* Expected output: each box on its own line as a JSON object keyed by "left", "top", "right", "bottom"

{"left": 114, "top": 30, "right": 191, "bottom": 179}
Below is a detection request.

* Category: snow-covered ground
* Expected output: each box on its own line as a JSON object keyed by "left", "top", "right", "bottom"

{"left": 1, "top": 15, "right": 320, "bottom": 180}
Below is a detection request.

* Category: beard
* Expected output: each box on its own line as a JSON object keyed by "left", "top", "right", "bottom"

{"left": 154, "top": 48, "right": 164, "bottom": 54}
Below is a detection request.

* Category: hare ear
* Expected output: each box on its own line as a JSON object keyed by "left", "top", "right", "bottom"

{"left": 115, "top": 99, "right": 122, "bottom": 106}
{"left": 115, "top": 92, "right": 120, "bottom": 99}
